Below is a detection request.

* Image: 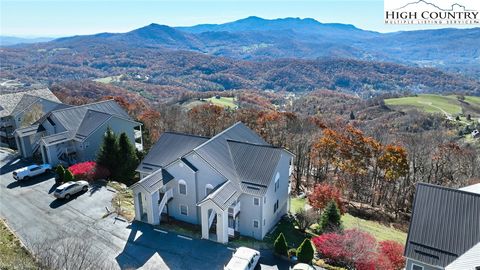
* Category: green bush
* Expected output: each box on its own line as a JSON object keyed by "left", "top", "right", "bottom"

{"left": 319, "top": 200, "right": 343, "bottom": 233}
{"left": 297, "top": 238, "right": 314, "bottom": 264}
{"left": 274, "top": 233, "right": 288, "bottom": 256}
{"left": 55, "top": 165, "right": 65, "bottom": 184}
{"left": 64, "top": 169, "right": 74, "bottom": 182}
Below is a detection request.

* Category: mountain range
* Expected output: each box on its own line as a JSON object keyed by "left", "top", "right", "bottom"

{"left": 15, "top": 16, "right": 477, "bottom": 77}
{"left": 1, "top": 17, "right": 479, "bottom": 97}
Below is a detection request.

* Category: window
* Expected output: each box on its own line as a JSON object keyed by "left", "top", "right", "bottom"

{"left": 263, "top": 219, "right": 266, "bottom": 226}
{"left": 178, "top": 180, "right": 187, "bottom": 195}
{"left": 411, "top": 264, "right": 423, "bottom": 270}
{"left": 274, "top": 200, "right": 279, "bottom": 213}
{"left": 253, "top": 220, "right": 259, "bottom": 228}
{"left": 180, "top": 205, "right": 188, "bottom": 215}
{"left": 274, "top": 172, "right": 280, "bottom": 192}
{"left": 253, "top": 197, "right": 260, "bottom": 206}
{"left": 205, "top": 184, "right": 213, "bottom": 196}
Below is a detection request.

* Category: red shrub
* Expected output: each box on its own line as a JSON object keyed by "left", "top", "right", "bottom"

{"left": 308, "top": 183, "right": 345, "bottom": 214}
{"left": 379, "top": 240, "right": 405, "bottom": 270}
{"left": 68, "top": 161, "right": 109, "bottom": 181}
{"left": 313, "top": 229, "right": 377, "bottom": 269}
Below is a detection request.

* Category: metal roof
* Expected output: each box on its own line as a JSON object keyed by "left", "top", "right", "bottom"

{"left": 14, "top": 124, "right": 40, "bottom": 137}
{"left": 405, "top": 183, "right": 480, "bottom": 267}
{"left": 74, "top": 110, "right": 112, "bottom": 140}
{"left": 198, "top": 181, "right": 240, "bottom": 210}
{"left": 41, "top": 131, "right": 74, "bottom": 146}
{"left": 51, "top": 100, "right": 132, "bottom": 132}
{"left": 136, "top": 132, "right": 209, "bottom": 172}
{"left": 228, "top": 140, "right": 282, "bottom": 191}
{"left": 194, "top": 122, "right": 268, "bottom": 184}
{"left": 131, "top": 168, "right": 174, "bottom": 193}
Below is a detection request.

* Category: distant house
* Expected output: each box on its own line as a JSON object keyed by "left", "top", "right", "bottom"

{"left": 14, "top": 100, "right": 142, "bottom": 166}
{"left": 404, "top": 183, "right": 480, "bottom": 270}
{"left": 131, "top": 122, "right": 294, "bottom": 243}
{"left": 0, "top": 89, "right": 63, "bottom": 148}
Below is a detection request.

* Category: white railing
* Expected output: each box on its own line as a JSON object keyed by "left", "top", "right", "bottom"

{"left": 228, "top": 201, "right": 241, "bottom": 217}
{"left": 158, "top": 189, "right": 173, "bottom": 223}
{"left": 228, "top": 227, "right": 235, "bottom": 236}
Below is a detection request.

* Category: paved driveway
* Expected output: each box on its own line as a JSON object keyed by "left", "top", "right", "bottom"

{"left": 0, "top": 150, "right": 289, "bottom": 270}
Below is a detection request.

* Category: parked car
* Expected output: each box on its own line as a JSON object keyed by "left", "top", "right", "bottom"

{"left": 53, "top": 181, "right": 89, "bottom": 199}
{"left": 224, "top": 247, "right": 260, "bottom": 270}
{"left": 291, "top": 263, "right": 315, "bottom": 270}
{"left": 12, "top": 164, "right": 52, "bottom": 180}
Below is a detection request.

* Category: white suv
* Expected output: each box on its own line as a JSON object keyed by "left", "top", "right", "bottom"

{"left": 224, "top": 247, "right": 260, "bottom": 270}
{"left": 12, "top": 164, "right": 52, "bottom": 180}
{"left": 53, "top": 181, "right": 89, "bottom": 199}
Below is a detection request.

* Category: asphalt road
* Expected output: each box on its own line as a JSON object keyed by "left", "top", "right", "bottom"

{"left": 0, "top": 150, "right": 289, "bottom": 270}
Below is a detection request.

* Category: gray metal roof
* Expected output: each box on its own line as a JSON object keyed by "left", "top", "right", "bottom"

{"left": 51, "top": 100, "right": 132, "bottom": 132}
{"left": 0, "top": 88, "right": 61, "bottom": 117}
{"left": 74, "top": 110, "right": 112, "bottom": 140}
{"left": 137, "top": 132, "right": 209, "bottom": 172}
{"left": 228, "top": 140, "right": 282, "bottom": 190}
{"left": 405, "top": 183, "right": 480, "bottom": 267}
{"left": 10, "top": 95, "right": 40, "bottom": 116}
{"left": 198, "top": 181, "right": 240, "bottom": 210}
{"left": 14, "top": 124, "right": 41, "bottom": 137}
{"left": 41, "top": 131, "right": 74, "bottom": 146}
{"left": 194, "top": 122, "right": 268, "bottom": 184}
{"left": 131, "top": 168, "right": 174, "bottom": 193}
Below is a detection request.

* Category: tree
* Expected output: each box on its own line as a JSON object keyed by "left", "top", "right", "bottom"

{"left": 117, "top": 132, "right": 139, "bottom": 183}
{"left": 349, "top": 111, "right": 355, "bottom": 120}
{"left": 319, "top": 200, "right": 342, "bottom": 233}
{"left": 56, "top": 165, "right": 65, "bottom": 184}
{"left": 96, "top": 127, "right": 118, "bottom": 179}
{"left": 21, "top": 103, "right": 44, "bottom": 127}
{"left": 379, "top": 240, "right": 405, "bottom": 270}
{"left": 296, "top": 239, "right": 314, "bottom": 264}
{"left": 295, "top": 208, "right": 319, "bottom": 232}
{"left": 64, "top": 169, "right": 74, "bottom": 182}
{"left": 273, "top": 233, "right": 288, "bottom": 256}
{"left": 308, "top": 183, "right": 345, "bottom": 214}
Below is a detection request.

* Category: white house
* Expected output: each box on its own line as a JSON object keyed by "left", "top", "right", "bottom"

{"left": 131, "top": 122, "right": 294, "bottom": 244}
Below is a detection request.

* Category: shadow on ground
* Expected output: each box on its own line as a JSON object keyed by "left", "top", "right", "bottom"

{"left": 7, "top": 172, "right": 55, "bottom": 189}
{"left": 49, "top": 189, "right": 89, "bottom": 209}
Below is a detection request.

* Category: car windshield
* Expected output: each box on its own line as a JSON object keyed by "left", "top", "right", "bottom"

{"left": 55, "top": 187, "right": 65, "bottom": 192}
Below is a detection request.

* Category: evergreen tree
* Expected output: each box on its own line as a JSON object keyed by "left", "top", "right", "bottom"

{"left": 296, "top": 238, "right": 314, "bottom": 264}
{"left": 97, "top": 127, "right": 119, "bottom": 179}
{"left": 319, "top": 200, "right": 343, "bottom": 233}
{"left": 349, "top": 111, "right": 355, "bottom": 120}
{"left": 117, "top": 132, "right": 139, "bottom": 183}
{"left": 55, "top": 165, "right": 65, "bottom": 184}
{"left": 64, "top": 169, "right": 75, "bottom": 182}
{"left": 273, "top": 233, "right": 288, "bottom": 256}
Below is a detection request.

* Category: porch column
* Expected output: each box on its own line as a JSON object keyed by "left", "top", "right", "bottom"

{"left": 14, "top": 136, "right": 22, "bottom": 156}
{"left": 216, "top": 209, "right": 229, "bottom": 244}
{"left": 201, "top": 207, "right": 209, "bottom": 239}
{"left": 134, "top": 191, "right": 142, "bottom": 221}
{"left": 151, "top": 191, "right": 160, "bottom": 225}
{"left": 139, "top": 125, "right": 143, "bottom": 150}
{"left": 146, "top": 193, "right": 155, "bottom": 224}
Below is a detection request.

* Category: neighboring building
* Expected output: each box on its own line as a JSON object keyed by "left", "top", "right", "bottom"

{"left": 404, "top": 183, "right": 480, "bottom": 270}
{"left": 0, "top": 88, "right": 63, "bottom": 148}
{"left": 14, "top": 100, "right": 142, "bottom": 166}
{"left": 131, "top": 122, "right": 294, "bottom": 244}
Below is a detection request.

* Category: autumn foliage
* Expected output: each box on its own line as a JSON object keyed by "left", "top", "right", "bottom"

{"left": 68, "top": 161, "right": 109, "bottom": 181}
{"left": 308, "top": 183, "right": 345, "bottom": 214}
{"left": 312, "top": 229, "right": 405, "bottom": 270}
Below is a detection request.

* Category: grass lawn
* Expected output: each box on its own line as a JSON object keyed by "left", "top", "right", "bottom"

{"left": 0, "top": 219, "right": 37, "bottom": 270}
{"left": 290, "top": 197, "right": 306, "bottom": 214}
{"left": 342, "top": 213, "right": 407, "bottom": 244}
{"left": 287, "top": 197, "right": 407, "bottom": 244}
{"left": 93, "top": 75, "right": 123, "bottom": 84}
{"left": 205, "top": 96, "right": 237, "bottom": 109}
{"left": 384, "top": 94, "right": 463, "bottom": 115}
{"left": 264, "top": 216, "right": 308, "bottom": 248}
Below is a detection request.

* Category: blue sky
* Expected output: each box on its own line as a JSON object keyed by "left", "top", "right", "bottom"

{"left": 0, "top": 0, "right": 475, "bottom": 37}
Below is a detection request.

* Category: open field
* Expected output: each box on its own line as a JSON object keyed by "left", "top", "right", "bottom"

{"left": 93, "top": 75, "right": 123, "bottom": 84}
{"left": 0, "top": 219, "right": 37, "bottom": 270}
{"left": 385, "top": 94, "right": 463, "bottom": 115}
{"left": 204, "top": 96, "right": 237, "bottom": 109}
